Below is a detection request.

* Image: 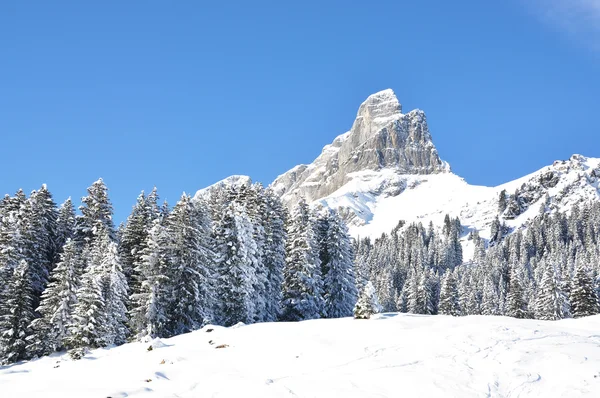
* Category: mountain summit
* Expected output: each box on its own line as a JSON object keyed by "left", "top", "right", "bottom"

{"left": 271, "top": 89, "right": 449, "bottom": 204}
{"left": 268, "top": 90, "right": 600, "bottom": 259}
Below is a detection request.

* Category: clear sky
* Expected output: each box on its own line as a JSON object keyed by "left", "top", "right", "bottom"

{"left": 1, "top": 0, "right": 599, "bottom": 223}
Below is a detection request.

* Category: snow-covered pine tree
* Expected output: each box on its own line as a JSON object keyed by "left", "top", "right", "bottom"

{"left": 236, "top": 184, "right": 268, "bottom": 322}
{"left": 438, "top": 269, "right": 460, "bottom": 316}
{"left": 490, "top": 217, "right": 502, "bottom": 246}
{"left": 417, "top": 269, "right": 435, "bottom": 315}
{"left": 498, "top": 189, "right": 507, "bottom": 213}
{"left": 321, "top": 210, "right": 357, "bottom": 318}
{"left": 75, "top": 178, "right": 115, "bottom": 246}
{"left": 129, "top": 216, "right": 172, "bottom": 339}
{"left": 55, "top": 198, "right": 76, "bottom": 259}
{"left": 354, "top": 281, "right": 381, "bottom": 319}
{"left": 213, "top": 201, "right": 257, "bottom": 326}
{"left": 505, "top": 264, "right": 528, "bottom": 319}
{"left": 281, "top": 199, "right": 324, "bottom": 321}
{"left": 68, "top": 238, "right": 107, "bottom": 349}
{"left": 164, "top": 194, "right": 214, "bottom": 335}
{"left": 101, "top": 238, "right": 129, "bottom": 346}
{"left": 535, "top": 259, "right": 570, "bottom": 320}
{"left": 119, "top": 189, "right": 160, "bottom": 295}
{"left": 261, "top": 188, "right": 286, "bottom": 322}
{"left": 32, "top": 185, "right": 60, "bottom": 260}
{"left": 20, "top": 186, "right": 59, "bottom": 302}
{"left": 458, "top": 271, "right": 480, "bottom": 316}
{"left": 570, "top": 260, "right": 599, "bottom": 318}
{"left": 405, "top": 268, "right": 420, "bottom": 314}
{"left": 0, "top": 198, "right": 25, "bottom": 292}
{"left": 481, "top": 276, "right": 500, "bottom": 316}
{"left": 26, "top": 239, "right": 81, "bottom": 357}
{"left": 0, "top": 260, "right": 36, "bottom": 364}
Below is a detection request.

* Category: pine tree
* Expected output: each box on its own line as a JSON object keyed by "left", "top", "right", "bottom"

{"left": 55, "top": 198, "right": 76, "bottom": 258}
{"left": 506, "top": 265, "right": 528, "bottom": 319}
{"left": 438, "top": 270, "right": 460, "bottom": 316}
{"left": 164, "top": 194, "right": 214, "bottom": 335}
{"left": 119, "top": 189, "right": 159, "bottom": 295}
{"left": 570, "top": 261, "right": 599, "bottom": 318}
{"left": 75, "top": 178, "right": 115, "bottom": 246}
{"left": 281, "top": 199, "right": 324, "bottom": 321}
{"left": 261, "top": 188, "right": 286, "bottom": 322}
{"left": 416, "top": 270, "right": 435, "bottom": 315}
{"left": 321, "top": 211, "right": 357, "bottom": 318}
{"left": 213, "top": 202, "right": 257, "bottom": 326}
{"left": 129, "top": 217, "right": 171, "bottom": 339}
{"left": 481, "top": 276, "right": 500, "bottom": 316}
{"left": 26, "top": 239, "right": 81, "bottom": 357}
{"left": 535, "top": 259, "right": 570, "bottom": 320}
{"left": 0, "top": 201, "right": 25, "bottom": 297}
{"left": 21, "top": 186, "right": 59, "bottom": 301}
{"left": 101, "top": 239, "right": 129, "bottom": 345}
{"left": 498, "top": 190, "right": 507, "bottom": 213}
{"left": 0, "top": 260, "right": 36, "bottom": 364}
{"left": 68, "top": 241, "right": 107, "bottom": 349}
{"left": 354, "top": 281, "right": 381, "bottom": 319}
{"left": 405, "top": 268, "right": 420, "bottom": 314}
{"left": 241, "top": 184, "right": 269, "bottom": 322}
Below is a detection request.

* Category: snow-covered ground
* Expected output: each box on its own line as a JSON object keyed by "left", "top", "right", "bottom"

{"left": 3, "top": 314, "right": 600, "bottom": 397}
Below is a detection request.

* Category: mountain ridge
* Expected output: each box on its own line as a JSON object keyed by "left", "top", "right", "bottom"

{"left": 196, "top": 90, "right": 600, "bottom": 254}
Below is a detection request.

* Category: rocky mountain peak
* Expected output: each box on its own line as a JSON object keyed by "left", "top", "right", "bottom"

{"left": 355, "top": 89, "right": 402, "bottom": 126}
{"left": 271, "top": 89, "right": 448, "bottom": 204}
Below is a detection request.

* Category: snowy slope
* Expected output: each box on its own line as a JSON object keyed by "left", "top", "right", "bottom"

{"left": 193, "top": 174, "right": 252, "bottom": 201}
{"left": 328, "top": 154, "right": 600, "bottom": 244}
{"left": 3, "top": 314, "right": 600, "bottom": 397}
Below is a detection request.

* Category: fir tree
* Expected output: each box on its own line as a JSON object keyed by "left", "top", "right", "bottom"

{"left": 164, "top": 194, "right": 214, "bottom": 335}
{"left": 261, "top": 188, "right": 286, "bottom": 322}
{"left": 281, "top": 199, "right": 324, "bottom": 321}
{"left": 505, "top": 265, "right": 528, "bottom": 319}
{"left": 535, "top": 260, "right": 570, "bottom": 320}
{"left": 55, "top": 198, "right": 76, "bottom": 257}
{"left": 438, "top": 270, "right": 460, "bottom": 316}
{"left": 75, "top": 178, "right": 115, "bottom": 246}
{"left": 213, "top": 202, "right": 257, "bottom": 326}
{"left": 119, "top": 189, "right": 159, "bottom": 295}
{"left": 321, "top": 211, "right": 357, "bottom": 318}
{"left": 0, "top": 260, "right": 36, "bottom": 364}
{"left": 405, "top": 268, "right": 421, "bottom": 314}
{"left": 417, "top": 270, "right": 435, "bottom": 315}
{"left": 481, "top": 276, "right": 500, "bottom": 316}
{"left": 102, "top": 239, "right": 129, "bottom": 345}
{"left": 570, "top": 261, "right": 599, "bottom": 318}
{"left": 129, "top": 217, "right": 171, "bottom": 339}
{"left": 354, "top": 281, "right": 381, "bottom": 319}
{"left": 68, "top": 241, "right": 107, "bottom": 349}
{"left": 27, "top": 239, "right": 81, "bottom": 357}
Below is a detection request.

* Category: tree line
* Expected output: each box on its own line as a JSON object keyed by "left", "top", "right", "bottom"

{"left": 0, "top": 180, "right": 356, "bottom": 364}
{"left": 356, "top": 202, "right": 600, "bottom": 320}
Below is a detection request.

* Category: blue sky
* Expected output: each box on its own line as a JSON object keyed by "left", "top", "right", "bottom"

{"left": 1, "top": 0, "right": 599, "bottom": 223}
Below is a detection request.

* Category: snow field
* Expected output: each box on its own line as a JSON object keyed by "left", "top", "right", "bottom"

{"left": 3, "top": 314, "right": 600, "bottom": 397}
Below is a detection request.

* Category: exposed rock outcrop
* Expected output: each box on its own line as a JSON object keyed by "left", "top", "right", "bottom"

{"left": 271, "top": 89, "right": 449, "bottom": 204}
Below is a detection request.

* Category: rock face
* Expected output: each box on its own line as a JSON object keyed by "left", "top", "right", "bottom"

{"left": 271, "top": 89, "right": 449, "bottom": 204}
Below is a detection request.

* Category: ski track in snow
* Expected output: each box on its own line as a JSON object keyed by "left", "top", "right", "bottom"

{"left": 2, "top": 314, "right": 600, "bottom": 397}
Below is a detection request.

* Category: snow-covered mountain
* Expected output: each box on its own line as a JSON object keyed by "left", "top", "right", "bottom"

{"left": 271, "top": 89, "right": 449, "bottom": 205}
{"left": 271, "top": 89, "right": 600, "bottom": 243}
{"left": 193, "top": 174, "right": 252, "bottom": 200}
{"left": 4, "top": 314, "right": 600, "bottom": 397}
